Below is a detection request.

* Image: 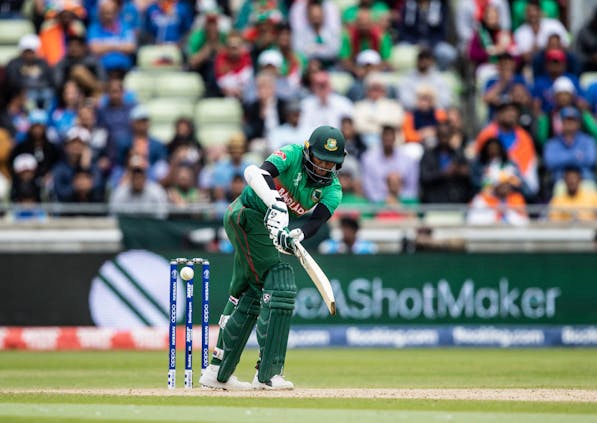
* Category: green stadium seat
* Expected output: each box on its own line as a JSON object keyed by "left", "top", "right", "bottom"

{"left": 376, "top": 72, "right": 403, "bottom": 90}
{"left": 389, "top": 44, "right": 418, "bottom": 72}
{"left": 0, "top": 19, "right": 34, "bottom": 45}
{"left": 155, "top": 71, "right": 205, "bottom": 99}
{"left": 197, "top": 124, "right": 242, "bottom": 148}
{"left": 0, "top": 45, "right": 18, "bottom": 66}
{"left": 195, "top": 97, "right": 242, "bottom": 125}
{"left": 440, "top": 71, "right": 463, "bottom": 106}
{"left": 137, "top": 44, "right": 183, "bottom": 70}
{"left": 145, "top": 98, "right": 195, "bottom": 125}
{"left": 580, "top": 72, "right": 597, "bottom": 90}
{"left": 329, "top": 71, "right": 354, "bottom": 95}
{"left": 123, "top": 71, "right": 156, "bottom": 102}
{"left": 331, "top": 0, "right": 358, "bottom": 13}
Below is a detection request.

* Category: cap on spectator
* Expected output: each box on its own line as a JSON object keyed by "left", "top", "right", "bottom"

{"left": 228, "top": 132, "right": 246, "bottom": 150}
{"left": 560, "top": 106, "right": 581, "bottom": 120}
{"left": 356, "top": 49, "right": 381, "bottom": 67}
{"left": 258, "top": 49, "right": 283, "bottom": 68}
{"left": 552, "top": 76, "right": 575, "bottom": 94}
{"left": 13, "top": 153, "right": 38, "bottom": 173}
{"left": 130, "top": 105, "right": 150, "bottom": 121}
{"left": 19, "top": 34, "right": 40, "bottom": 52}
{"left": 65, "top": 126, "right": 91, "bottom": 143}
{"left": 29, "top": 109, "right": 48, "bottom": 126}
{"left": 546, "top": 48, "right": 566, "bottom": 62}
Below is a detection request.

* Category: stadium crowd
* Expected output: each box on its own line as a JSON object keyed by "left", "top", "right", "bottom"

{"left": 0, "top": 0, "right": 597, "bottom": 224}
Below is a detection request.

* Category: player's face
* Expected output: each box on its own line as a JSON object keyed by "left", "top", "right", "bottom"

{"left": 311, "top": 155, "right": 335, "bottom": 176}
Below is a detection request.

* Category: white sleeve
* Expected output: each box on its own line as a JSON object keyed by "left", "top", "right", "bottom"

{"left": 244, "top": 164, "right": 281, "bottom": 208}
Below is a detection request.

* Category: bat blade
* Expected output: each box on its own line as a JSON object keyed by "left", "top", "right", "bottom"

{"left": 294, "top": 241, "right": 336, "bottom": 315}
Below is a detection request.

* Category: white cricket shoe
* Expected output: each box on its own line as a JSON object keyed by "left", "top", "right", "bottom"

{"left": 252, "top": 373, "right": 294, "bottom": 390}
{"left": 199, "top": 364, "right": 252, "bottom": 390}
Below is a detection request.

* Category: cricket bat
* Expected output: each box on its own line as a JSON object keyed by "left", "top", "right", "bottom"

{"left": 293, "top": 241, "right": 336, "bottom": 315}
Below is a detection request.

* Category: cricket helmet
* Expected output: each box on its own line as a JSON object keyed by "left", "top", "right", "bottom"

{"left": 303, "top": 125, "right": 346, "bottom": 187}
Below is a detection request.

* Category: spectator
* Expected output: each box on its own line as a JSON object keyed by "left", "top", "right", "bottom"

{"left": 290, "top": 0, "right": 341, "bottom": 67}
{"left": 467, "top": 163, "right": 529, "bottom": 225}
{"left": 166, "top": 161, "right": 203, "bottom": 208}
{"left": 544, "top": 107, "right": 596, "bottom": 184}
{"left": 532, "top": 48, "right": 582, "bottom": 112}
{"left": 142, "top": 0, "right": 193, "bottom": 45}
{"left": 51, "top": 126, "right": 104, "bottom": 202}
{"left": 340, "top": 115, "right": 367, "bottom": 161}
{"left": 339, "top": 8, "right": 392, "bottom": 75}
{"left": 244, "top": 11, "right": 282, "bottom": 65}
{"left": 514, "top": 0, "right": 569, "bottom": 64}
{"left": 535, "top": 76, "right": 597, "bottom": 146}
{"left": 300, "top": 71, "right": 354, "bottom": 130}
{"left": 243, "top": 49, "right": 298, "bottom": 103}
{"left": 5, "top": 34, "right": 54, "bottom": 110}
{"left": 117, "top": 105, "right": 167, "bottom": 168}
{"left": 549, "top": 166, "right": 597, "bottom": 222}
{"left": 235, "top": 0, "right": 286, "bottom": 30}
{"left": 419, "top": 120, "right": 471, "bottom": 203}
{"left": 374, "top": 172, "right": 420, "bottom": 220}
{"left": 10, "top": 153, "right": 41, "bottom": 202}
{"left": 483, "top": 52, "right": 527, "bottom": 120}
{"left": 397, "top": 0, "right": 457, "bottom": 70}
{"left": 214, "top": 31, "right": 254, "bottom": 98}
{"left": 337, "top": 168, "right": 368, "bottom": 215}
{"left": 0, "top": 129, "right": 11, "bottom": 201}
{"left": 9, "top": 109, "right": 61, "bottom": 180}
{"left": 510, "top": 83, "right": 536, "bottom": 140}
{"left": 319, "top": 215, "right": 377, "bottom": 254}
{"left": 54, "top": 35, "right": 107, "bottom": 98}
{"left": 398, "top": 47, "right": 453, "bottom": 111}
{"left": 267, "top": 99, "right": 310, "bottom": 153}
{"left": 202, "top": 132, "right": 251, "bottom": 202}
{"left": 445, "top": 106, "right": 470, "bottom": 151}
{"left": 0, "top": 86, "right": 30, "bottom": 144}
{"left": 346, "top": 49, "right": 396, "bottom": 102}
{"left": 243, "top": 70, "right": 287, "bottom": 142}
{"left": 511, "top": 0, "right": 560, "bottom": 30}
{"left": 77, "top": 101, "right": 112, "bottom": 174}
{"left": 470, "top": 137, "right": 526, "bottom": 196}
{"left": 159, "top": 140, "right": 204, "bottom": 194}
{"left": 468, "top": 3, "right": 515, "bottom": 67}
{"left": 455, "top": 0, "right": 511, "bottom": 53}
{"left": 531, "top": 33, "right": 580, "bottom": 78}
{"left": 88, "top": 0, "right": 136, "bottom": 72}
{"left": 275, "top": 22, "right": 305, "bottom": 92}
{"left": 97, "top": 77, "right": 135, "bottom": 149}
{"left": 361, "top": 123, "right": 419, "bottom": 202}
{"left": 475, "top": 98, "right": 539, "bottom": 195}
{"left": 38, "top": 0, "right": 86, "bottom": 66}
{"left": 187, "top": 8, "right": 227, "bottom": 97}
{"left": 167, "top": 117, "right": 203, "bottom": 159}
{"left": 574, "top": 8, "right": 597, "bottom": 72}
{"left": 402, "top": 85, "right": 446, "bottom": 144}
{"left": 353, "top": 72, "right": 403, "bottom": 147}
{"left": 109, "top": 155, "right": 169, "bottom": 217}
{"left": 48, "top": 79, "right": 83, "bottom": 142}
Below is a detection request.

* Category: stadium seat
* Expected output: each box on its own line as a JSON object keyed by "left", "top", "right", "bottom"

{"left": 474, "top": 64, "right": 498, "bottom": 125}
{"left": 580, "top": 72, "right": 597, "bottom": 90}
{"left": 0, "top": 45, "right": 18, "bottom": 66}
{"left": 137, "top": 44, "right": 183, "bottom": 70}
{"left": 0, "top": 19, "right": 34, "bottom": 45}
{"left": 389, "top": 44, "right": 418, "bottom": 72}
{"left": 149, "top": 123, "right": 175, "bottom": 143}
{"left": 195, "top": 97, "right": 242, "bottom": 125}
{"left": 422, "top": 211, "right": 465, "bottom": 226}
{"left": 123, "top": 71, "right": 156, "bottom": 102}
{"left": 376, "top": 72, "right": 403, "bottom": 90}
{"left": 329, "top": 71, "right": 354, "bottom": 95}
{"left": 331, "top": 0, "right": 358, "bottom": 13}
{"left": 197, "top": 124, "right": 242, "bottom": 148}
{"left": 145, "top": 98, "right": 195, "bottom": 125}
{"left": 155, "top": 72, "right": 205, "bottom": 99}
{"left": 440, "top": 71, "right": 463, "bottom": 105}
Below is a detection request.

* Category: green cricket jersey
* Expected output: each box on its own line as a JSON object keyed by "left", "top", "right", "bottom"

{"left": 240, "top": 144, "right": 342, "bottom": 218}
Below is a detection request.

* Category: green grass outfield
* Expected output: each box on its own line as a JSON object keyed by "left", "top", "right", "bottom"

{"left": 1, "top": 349, "right": 596, "bottom": 422}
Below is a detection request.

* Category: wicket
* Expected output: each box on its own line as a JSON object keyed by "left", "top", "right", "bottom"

{"left": 168, "top": 257, "right": 210, "bottom": 389}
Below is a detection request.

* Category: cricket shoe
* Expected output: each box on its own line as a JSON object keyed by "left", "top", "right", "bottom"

{"left": 252, "top": 373, "right": 294, "bottom": 390}
{"left": 199, "top": 365, "right": 252, "bottom": 390}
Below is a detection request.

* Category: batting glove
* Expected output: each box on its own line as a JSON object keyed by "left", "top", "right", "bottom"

{"left": 275, "top": 228, "right": 303, "bottom": 255}
{"left": 264, "top": 199, "right": 288, "bottom": 239}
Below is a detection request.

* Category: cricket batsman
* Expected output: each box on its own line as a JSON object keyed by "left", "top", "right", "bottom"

{"left": 199, "top": 125, "right": 346, "bottom": 390}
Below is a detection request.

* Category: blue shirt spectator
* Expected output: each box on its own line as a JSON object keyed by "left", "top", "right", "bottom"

{"left": 318, "top": 216, "right": 378, "bottom": 254}
{"left": 97, "top": 78, "right": 136, "bottom": 150}
{"left": 88, "top": 0, "right": 136, "bottom": 71}
{"left": 544, "top": 107, "right": 596, "bottom": 182}
{"left": 143, "top": 0, "right": 194, "bottom": 44}
{"left": 532, "top": 49, "right": 582, "bottom": 112}
{"left": 586, "top": 82, "right": 597, "bottom": 115}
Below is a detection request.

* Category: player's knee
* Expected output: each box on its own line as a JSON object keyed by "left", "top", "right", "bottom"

{"left": 263, "top": 263, "right": 296, "bottom": 309}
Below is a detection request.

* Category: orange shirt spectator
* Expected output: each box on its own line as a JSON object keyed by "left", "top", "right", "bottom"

{"left": 39, "top": 0, "right": 86, "bottom": 66}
